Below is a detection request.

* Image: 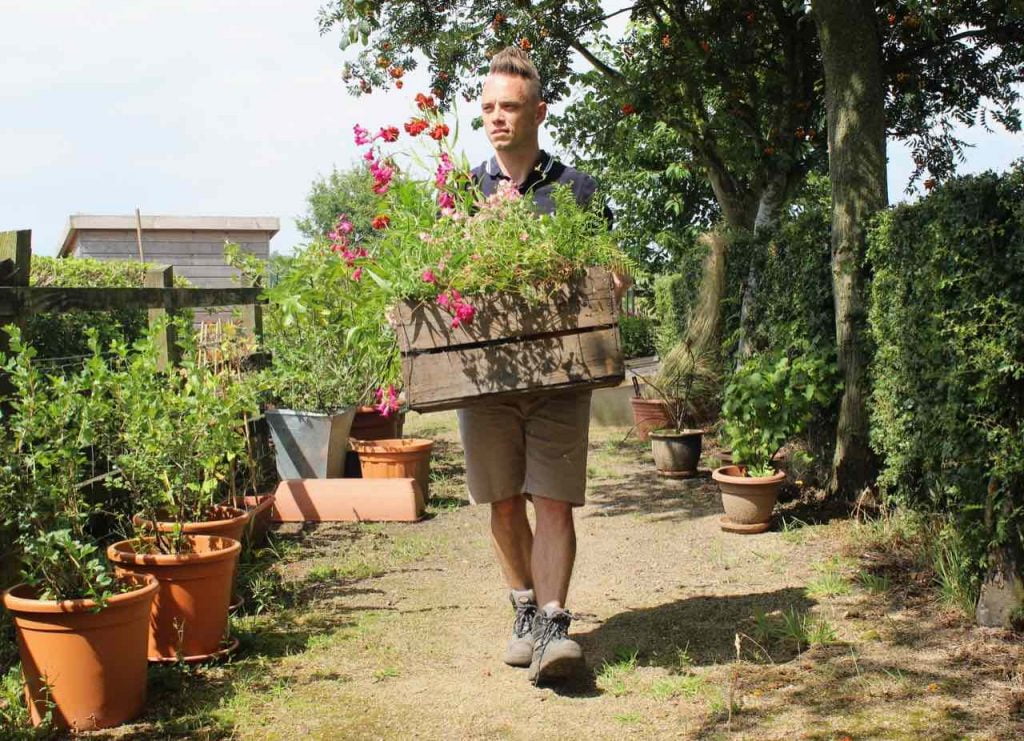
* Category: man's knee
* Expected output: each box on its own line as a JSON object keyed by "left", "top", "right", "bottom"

{"left": 491, "top": 495, "right": 527, "bottom": 523}
{"left": 531, "top": 495, "right": 574, "bottom": 526}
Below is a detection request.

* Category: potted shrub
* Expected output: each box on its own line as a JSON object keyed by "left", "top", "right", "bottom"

{"left": 639, "top": 341, "right": 719, "bottom": 477}
{"left": 0, "top": 330, "right": 158, "bottom": 730}
{"left": 713, "top": 348, "right": 835, "bottom": 533}
{"left": 101, "top": 328, "right": 254, "bottom": 660}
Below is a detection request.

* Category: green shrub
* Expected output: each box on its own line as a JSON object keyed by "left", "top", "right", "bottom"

{"left": 653, "top": 270, "right": 700, "bottom": 356}
{"left": 868, "top": 163, "right": 1024, "bottom": 575}
{"left": 26, "top": 257, "right": 190, "bottom": 362}
{"left": 618, "top": 313, "right": 656, "bottom": 359}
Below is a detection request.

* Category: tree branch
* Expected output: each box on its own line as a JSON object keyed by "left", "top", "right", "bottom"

{"left": 888, "top": 23, "right": 1023, "bottom": 71}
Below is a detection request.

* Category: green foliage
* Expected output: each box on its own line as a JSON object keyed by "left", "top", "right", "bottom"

{"left": 0, "top": 328, "right": 118, "bottom": 602}
{"left": 617, "top": 313, "right": 656, "bottom": 360}
{"left": 868, "top": 163, "right": 1024, "bottom": 567}
{"left": 103, "top": 322, "right": 261, "bottom": 553}
{"left": 643, "top": 340, "right": 721, "bottom": 430}
{"left": 653, "top": 269, "right": 702, "bottom": 358}
{"left": 296, "top": 165, "right": 384, "bottom": 241}
{"left": 722, "top": 347, "right": 838, "bottom": 476}
{"left": 26, "top": 256, "right": 189, "bottom": 363}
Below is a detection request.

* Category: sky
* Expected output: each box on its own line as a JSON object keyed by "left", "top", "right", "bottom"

{"left": 2, "top": 1, "right": 1021, "bottom": 257}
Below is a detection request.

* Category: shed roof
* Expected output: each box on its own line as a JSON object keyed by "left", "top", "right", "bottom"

{"left": 59, "top": 214, "right": 280, "bottom": 257}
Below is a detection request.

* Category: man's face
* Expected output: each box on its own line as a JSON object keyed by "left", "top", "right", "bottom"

{"left": 481, "top": 73, "right": 546, "bottom": 154}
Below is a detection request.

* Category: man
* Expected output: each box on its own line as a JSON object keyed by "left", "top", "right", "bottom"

{"left": 461, "top": 46, "right": 627, "bottom": 685}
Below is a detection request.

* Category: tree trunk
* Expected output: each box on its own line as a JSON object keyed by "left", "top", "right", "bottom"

{"left": 812, "top": 0, "right": 885, "bottom": 498}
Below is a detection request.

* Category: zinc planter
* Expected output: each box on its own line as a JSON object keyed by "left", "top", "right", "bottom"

{"left": 711, "top": 465, "right": 786, "bottom": 534}
{"left": 265, "top": 407, "right": 357, "bottom": 479}
{"left": 2, "top": 574, "right": 158, "bottom": 730}
{"left": 650, "top": 429, "right": 703, "bottom": 478}
{"left": 107, "top": 535, "right": 241, "bottom": 662}
{"left": 630, "top": 398, "right": 671, "bottom": 441}
{"left": 350, "top": 438, "right": 434, "bottom": 498}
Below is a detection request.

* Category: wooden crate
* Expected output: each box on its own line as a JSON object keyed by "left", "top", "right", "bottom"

{"left": 391, "top": 267, "right": 625, "bottom": 412}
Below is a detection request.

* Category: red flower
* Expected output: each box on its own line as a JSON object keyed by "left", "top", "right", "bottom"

{"left": 378, "top": 126, "right": 399, "bottom": 142}
{"left": 404, "top": 117, "right": 429, "bottom": 136}
{"left": 924, "top": 177, "right": 937, "bottom": 191}
{"left": 415, "top": 93, "right": 436, "bottom": 111}
{"left": 519, "top": 38, "right": 532, "bottom": 51}
{"left": 389, "top": 66, "right": 404, "bottom": 79}
{"left": 371, "top": 214, "right": 391, "bottom": 229}
{"left": 351, "top": 267, "right": 363, "bottom": 282}
{"left": 429, "top": 123, "right": 450, "bottom": 140}
{"left": 620, "top": 103, "right": 636, "bottom": 115}
{"left": 396, "top": 80, "right": 404, "bottom": 89}
{"left": 699, "top": 40, "right": 711, "bottom": 53}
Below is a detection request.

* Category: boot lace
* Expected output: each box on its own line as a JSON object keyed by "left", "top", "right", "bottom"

{"left": 512, "top": 602, "right": 537, "bottom": 639}
{"left": 532, "top": 611, "right": 573, "bottom": 682}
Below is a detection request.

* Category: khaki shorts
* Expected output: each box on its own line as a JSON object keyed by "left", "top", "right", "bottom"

{"left": 457, "top": 390, "right": 592, "bottom": 507}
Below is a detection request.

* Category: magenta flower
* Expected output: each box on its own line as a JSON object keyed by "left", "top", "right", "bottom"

{"left": 455, "top": 302, "right": 476, "bottom": 324}
{"left": 363, "top": 149, "right": 376, "bottom": 162}
{"left": 436, "top": 292, "right": 450, "bottom": 308}
{"left": 437, "top": 191, "right": 455, "bottom": 210}
{"left": 351, "top": 267, "right": 363, "bottom": 281}
{"left": 353, "top": 124, "right": 371, "bottom": 146}
{"left": 374, "top": 385, "right": 400, "bottom": 417}
{"left": 435, "top": 153, "right": 455, "bottom": 188}
{"left": 421, "top": 268, "right": 437, "bottom": 284}
{"left": 335, "top": 215, "right": 354, "bottom": 234}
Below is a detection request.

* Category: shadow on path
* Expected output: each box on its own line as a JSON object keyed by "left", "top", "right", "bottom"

{"left": 585, "top": 471, "right": 722, "bottom": 523}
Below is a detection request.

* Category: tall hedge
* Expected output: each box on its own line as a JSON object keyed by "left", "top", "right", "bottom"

{"left": 26, "top": 257, "right": 190, "bottom": 361}
{"left": 869, "top": 164, "right": 1024, "bottom": 562}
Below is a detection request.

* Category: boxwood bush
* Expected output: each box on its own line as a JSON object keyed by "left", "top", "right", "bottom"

{"left": 868, "top": 163, "right": 1024, "bottom": 579}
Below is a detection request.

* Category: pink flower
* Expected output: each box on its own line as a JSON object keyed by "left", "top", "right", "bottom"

{"left": 436, "top": 292, "right": 450, "bottom": 308}
{"left": 353, "top": 124, "right": 371, "bottom": 146}
{"left": 351, "top": 267, "right": 363, "bottom": 281}
{"left": 373, "top": 385, "right": 400, "bottom": 417}
{"left": 455, "top": 302, "right": 476, "bottom": 324}
{"left": 435, "top": 153, "right": 455, "bottom": 188}
{"left": 437, "top": 191, "right": 455, "bottom": 210}
{"left": 519, "top": 232, "right": 529, "bottom": 242}
{"left": 335, "top": 215, "right": 354, "bottom": 234}
{"left": 363, "top": 149, "right": 376, "bottom": 162}
{"left": 421, "top": 269, "right": 436, "bottom": 284}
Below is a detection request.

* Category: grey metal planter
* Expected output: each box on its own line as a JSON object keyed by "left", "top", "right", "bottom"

{"left": 265, "top": 407, "right": 357, "bottom": 479}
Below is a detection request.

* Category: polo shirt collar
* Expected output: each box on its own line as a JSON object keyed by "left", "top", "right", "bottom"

{"left": 486, "top": 150, "right": 555, "bottom": 181}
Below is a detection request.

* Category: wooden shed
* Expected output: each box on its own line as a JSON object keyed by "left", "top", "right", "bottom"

{"left": 58, "top": 214, "right": 278, "bottom": 288}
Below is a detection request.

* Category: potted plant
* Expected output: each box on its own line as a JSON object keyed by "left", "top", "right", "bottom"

{"left": 0, "top": 329, "right": 158, "bottom": 730}
{"left": 101, "top": 327, "right": 254, "bottom": 660}
{"left": 638, "top": 341, "right": 719, "bottom": 477}
{"left": 713, "top": 348, "right": 835, "bottom": 533}
{"left": 254, "top": 236, "right": 400, "bottom": 479}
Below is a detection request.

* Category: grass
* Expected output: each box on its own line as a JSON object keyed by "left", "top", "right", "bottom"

{"left": 805, "top": 556, "right": 854, "bottom": 599}
{"left": 750, "top": 607, "right": 840, "bottom": 655}
{"left": 779, "top": 516, "right": 811, "bottom": 545}
{"left": 857, "top": 570, "right": 891, "bottom": 594}
{"left": 649, "top": 673, "right": 706, "bottom": 700}
{"left": 596, "top": 649, "right": 640, "bottom": 697}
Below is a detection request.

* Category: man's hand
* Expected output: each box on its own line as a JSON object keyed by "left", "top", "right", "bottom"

{"left": 612, "top": 271, "right": 633, "bottom": 306}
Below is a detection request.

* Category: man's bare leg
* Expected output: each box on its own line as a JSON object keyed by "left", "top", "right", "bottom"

{"left": 490, "top": 495, "right": 533, "bottom": 589}
{"left": 531, "top": 495, "right": 576, "bottom": 609}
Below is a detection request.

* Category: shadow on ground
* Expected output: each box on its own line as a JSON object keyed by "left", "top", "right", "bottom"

{"left": 585, "top": 470, "right": 722, "bottom": 522}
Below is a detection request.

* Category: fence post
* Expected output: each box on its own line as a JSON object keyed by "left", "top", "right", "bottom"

{"left": 145, "top": 265, "right": 180, "bottom": 370}
{"left": 240, "top": 277, "right": 264, "bottom": 347}
{"left": 0, "top": 230, "right": 32, "bottom": 398}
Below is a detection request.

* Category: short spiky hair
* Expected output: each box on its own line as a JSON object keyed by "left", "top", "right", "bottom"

{"left": 488, "top": 47, "right": 542, "bottom": 100}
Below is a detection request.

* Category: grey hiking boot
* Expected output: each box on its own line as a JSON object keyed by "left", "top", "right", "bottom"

{"left": 528, "top": 607, "right": 584, "bottom": 684}
{"left": 503, "top": 589, "right": 537, "bottom": 667}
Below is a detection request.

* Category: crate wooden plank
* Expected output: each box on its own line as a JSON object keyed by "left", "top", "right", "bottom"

{"left": 392, "top": 267, "right": 616, "bottom": 353}
{"left": 402, "top": 326, "right": 624, "bottom": 412}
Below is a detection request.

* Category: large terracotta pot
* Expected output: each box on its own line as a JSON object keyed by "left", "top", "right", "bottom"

{"left": 350, "top": 406, "right": 406, "bottom": 441}
{"left": 227, "top": 493, "right": 276, "bottom": 546}
{"left": 2, "top": 574, "right": 158, "bottom": 730}
{"left": 350, "top": 438, "right": 433, "bottom": 498}
{"left": 650, "top": 429, "right": 703, "bottom": 477}
{"left": 711, "top": 465, "right": 786, "bottom": 534}
{"left": 107, "top": 535, "right": 240, "bottom": 661}
{"left": 630, "top": 398, "right": 670, "bottom": 441}
{"left": 132, "top": 505, "right": 250, "bottom": 544}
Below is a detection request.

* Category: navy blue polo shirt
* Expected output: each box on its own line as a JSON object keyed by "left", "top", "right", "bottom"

{"left": 471, "top": 150, "right": 613, "bottom": 225}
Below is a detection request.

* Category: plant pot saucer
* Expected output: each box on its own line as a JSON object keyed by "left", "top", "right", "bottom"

{"left": 657, "top": 468, "right": 698, "bottom": 479}
{"left": 719, "top": 515, "right": 772, "bottom": 534}
{"left": 148, "top": 635, "right": 240, "bottom": 665}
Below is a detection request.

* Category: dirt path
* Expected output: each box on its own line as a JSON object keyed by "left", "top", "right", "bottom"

{"left": 95, "top": 413, "right": 1023, "bottom": 740}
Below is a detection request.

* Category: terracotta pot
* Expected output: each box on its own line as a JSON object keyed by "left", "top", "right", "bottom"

{"left": 630, "top": 398, "right": 670, "bottom": 441}
{"left": 650, "top": 429, "right": 703, "bottom": 477}
{"left": 107, "top": 535, "right": 241, "bottom": 661}
{"left": 350, "top": 406, "right": 406, "bottom": 441}
{"left": 350, "top": 438, "right": 433, "bottom": 498}
{"left": 712, "top": 465, "right": 786, "bottom": 531}
{"left": 132, "top": 505, "right": 250, "bottom": 544}
{"left": 227, "top": 494, "right": 276, "bottom": 546}
{"left": 2, "top": 574, "right": 158, "bottom": 730}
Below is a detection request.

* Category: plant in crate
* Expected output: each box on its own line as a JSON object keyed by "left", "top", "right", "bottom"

{"left": 101, "top": 323, "right": 259, "bottom": 660}
{"left": 0, "top": 328, "right": 158, "bottom": 730}
{"left": 340, "top": 97, "right": 633, "bottom": 414}
{"left": 713, "top": 347, "right": 836, "bottom": 533}
{"left": 637, "top": 340, "right": 720, "bottom": 477}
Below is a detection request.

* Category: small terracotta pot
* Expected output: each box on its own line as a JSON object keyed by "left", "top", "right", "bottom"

{"left": 630, "top": 398, "right": 671, "bottom": 441}
{"left": 650, "top": 429, "right": 703, "bottom": 477}
{"left": 107, "top": 535, "right": 241, "bottom": 661}
{"left": 350, "top": 406, "right": 406, "bottom": 441}
{"left": 350, "top": 438, "right": 433, "bottom": 498}
{"left": 227, "top": 494, "right": 276, "bottom": 546}
{"left": 712, "top": 465, "right": 786, "bottom": 531}
{"left": 132, "top": 505, "right": 250, "bottom": 545}
{"left": 2, "top": 574, "right": 158, "bottom": 730}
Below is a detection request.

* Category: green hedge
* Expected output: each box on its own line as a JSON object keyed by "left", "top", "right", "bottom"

{"left": 868, "top": 164, "right": 1024, "bottom": 569}
{"left": 653, "top": 271, "right": 698, "bottom": 357}
{"left": 618, "top": 313, "right": 657, "bottom": 359}
{"left": 26, "top": 257, "right": 190, "bottom": 361}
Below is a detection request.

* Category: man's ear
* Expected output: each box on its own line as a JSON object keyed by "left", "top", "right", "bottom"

{"left": 536, "top": 100, "right": 548, "bottom": 125}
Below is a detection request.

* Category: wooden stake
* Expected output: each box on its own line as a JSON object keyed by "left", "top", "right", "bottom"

{"left": 135, "top": 207, "right": 145, "bottom": 262}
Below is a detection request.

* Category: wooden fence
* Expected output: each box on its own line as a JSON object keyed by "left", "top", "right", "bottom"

{"left": 0, "top": 229, "right": 264, "bottom": 369}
